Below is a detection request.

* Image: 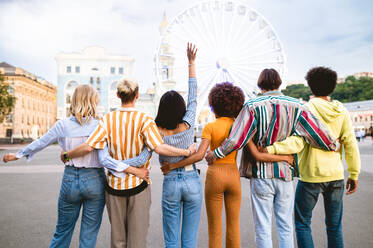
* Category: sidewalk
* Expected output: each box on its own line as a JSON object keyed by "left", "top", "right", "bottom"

{"left": 0, "top": 144, "right": 28, "bottom": 150}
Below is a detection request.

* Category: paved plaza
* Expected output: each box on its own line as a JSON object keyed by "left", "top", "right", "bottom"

{"left": 0, "top": 141, "right": 373, "bottom": 247}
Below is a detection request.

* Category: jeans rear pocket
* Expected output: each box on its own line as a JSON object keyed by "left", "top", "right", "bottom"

{"left": 185, "top": 177, "right": 201, "bottom": 195}
{"left": 83, "top": 175, "right": 105, "bottom": 199}
{"left": 163, "top": 178, "right": 177, "bottom": 199}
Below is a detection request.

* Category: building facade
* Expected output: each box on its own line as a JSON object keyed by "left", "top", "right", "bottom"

{"left": 55, "top": 46, "right": 135, "bottom": 118}
{"left": 0, "top": 62, "right": 57, "bottom": 142}
{"left": 344, "top": 99, "right": 373, "bottom": 134}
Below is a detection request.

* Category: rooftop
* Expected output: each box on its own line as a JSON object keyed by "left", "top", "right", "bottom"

{"left": 0, "top": 61, "right": 55, "bottom": 89}
{"left": 344, "top": 99, "right": 373, "bottom": 111}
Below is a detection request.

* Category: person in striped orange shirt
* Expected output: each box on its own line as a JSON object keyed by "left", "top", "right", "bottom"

{"left": 63, "top": 77, "right": 195, "bottom": 248}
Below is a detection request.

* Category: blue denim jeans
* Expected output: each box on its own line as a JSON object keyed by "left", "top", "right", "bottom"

{"left": 250, "top": 178, "right": 294, "bottom": 248}
{"left": 162, "top": 167, "right": 203, "bottom": 248}
{"left": 295, "top": 180, "right": 344, "bottom": 248}
{"left": 49, "top": 166, "right": 106, "bottom": 248}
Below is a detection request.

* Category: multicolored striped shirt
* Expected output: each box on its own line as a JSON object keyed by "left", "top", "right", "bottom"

{"left": 86, "top": 108, "right": 164, "bottom": 190}
{"left": 213, "top": 91, "right": 339, "bottom": 181}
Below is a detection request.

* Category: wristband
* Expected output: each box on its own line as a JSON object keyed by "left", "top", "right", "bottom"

{"left": 63, "top": 152, "right": 70, "bottom": 162}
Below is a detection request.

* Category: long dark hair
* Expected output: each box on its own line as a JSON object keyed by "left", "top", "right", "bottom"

{"left": 155, "top": 90, "right": 186, "bottom": 130}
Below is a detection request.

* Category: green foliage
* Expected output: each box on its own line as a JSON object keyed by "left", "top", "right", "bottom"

{"left": 282, "top": 84, "right": 312, "bottom": 101}
{"left": 0, "top": 75, "right": 16, "bottom": 122}
{"left": 282, "top": 77, "right": 373, "bottom": 103}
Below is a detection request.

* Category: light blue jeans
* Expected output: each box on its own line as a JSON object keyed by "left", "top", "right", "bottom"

{"left": 49, "top": 166, "right": 106, "bottom": 248}
{"left": 250, "top": 178, "right": 294, "bottom": 248}
{"left": 162, "top": 167, "right": 203, "bottom": 248}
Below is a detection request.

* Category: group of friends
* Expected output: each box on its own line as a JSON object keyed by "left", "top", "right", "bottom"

{"left": 2, "top": 43, "right": 360, "bottom": 248}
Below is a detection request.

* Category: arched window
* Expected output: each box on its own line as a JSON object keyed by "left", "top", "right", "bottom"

{"left": 109, "top": 81, "right": 121, "bottom": 111}
{"left": 65, "top": 81, "right": 79, "bottom": 116}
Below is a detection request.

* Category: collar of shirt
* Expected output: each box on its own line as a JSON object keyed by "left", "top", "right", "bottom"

{"left": 263, "top": 90, "right": 283, "bottom": 96}
{"left": 117, "top": 107, "right": 137, "bottom": 112}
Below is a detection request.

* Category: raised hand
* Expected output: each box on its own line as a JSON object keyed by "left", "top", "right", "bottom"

{"left": 187, "top": 42, "right": 197, "bottom": 64}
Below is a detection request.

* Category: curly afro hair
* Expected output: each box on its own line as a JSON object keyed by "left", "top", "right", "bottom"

{"left": 306, "top": 67, "right": 337, "bottom": 96}
{"left": 208, "top": 82, "right": 245, "bottom": 118}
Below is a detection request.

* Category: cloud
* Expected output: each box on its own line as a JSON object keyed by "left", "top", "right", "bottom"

{"left": 0, "top": 0, "right": 372, "bottom": 90}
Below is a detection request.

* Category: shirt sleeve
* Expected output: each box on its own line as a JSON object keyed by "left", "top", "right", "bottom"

{"left": 97, "top": 146, "right": 129, "bottom": 171}
{"left": 122, "top": 147, "right": 153, "bottom": 167}
{"left": 86, "top": 117, "right": 107, "bottom": 149}
{"left": 294, "top": 109, "right": 339, "bottom": 151}
{"left": 340, "top": 110, "right": 360, "bottom": 180}
{"left": 267, "top": 136, "right": 306, "bottom": 155}
{"left": 213, "top": 105, "right": 257, "bottom": 159}
{"left": 141, "top": 117, "right": 164, "bottom": 151}
{"left": 16, "top": 120, "right": 62, "bottom": 161}
{"left": 201, "top": 123, "right": 212, "bottom": 141}
{"left": 183, "top": 77, "right": 197, "bottom": 128}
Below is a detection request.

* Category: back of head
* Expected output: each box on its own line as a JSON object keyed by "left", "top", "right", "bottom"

{"left": 208, "top": 82, "right": 245, "bottom": 118}
{"left": 70, "top": 84, "right": 99, "bottom": 125}
{"left": 257, "top": 68, "right": 282, "bottom": 91}
{"left": 155, "top": 90, "right": 186, "bottom": 130}
{"left": 306, "top": 67, "right": 337, "bottom": 96}
{"left": 117, "top": 77, "right": 139, "bottom": 104}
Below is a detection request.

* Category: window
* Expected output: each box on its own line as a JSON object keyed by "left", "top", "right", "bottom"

{"left": 110, "top": 67, "right": 115, "bottom": 74}
{"left": 161, "top": 66, "right": 169, "bottom": 80}
{"left": 6, "top": 115, "right": 12, "bottom": 123}
{"left": 65, "top": 81, "right": 79, "bottom": 106}
{"left": 6, "top": 129, "right": 12, "bottom": 138}
{"left": 75, "top": 66, "right": 80, "bottom": 73}
{"left": 96, "top": 77, "right": 101, "bottom": 92}
{"left": 119, "top": 67, "right": 124, "bottom": 74}
{"left": 8, "top": 85, "right": 14, "bottom": 94}
{"left": 66, "top": 66, "right": 71, "bottom": 73}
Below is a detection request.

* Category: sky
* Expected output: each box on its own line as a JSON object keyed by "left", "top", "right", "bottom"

{"left": 0, "top": 0, "right": 372, "bottom": 91}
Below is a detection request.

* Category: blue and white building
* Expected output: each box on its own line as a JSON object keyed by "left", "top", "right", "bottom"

{"left": 55, "top": 46, "right": 135, "bottom": 119}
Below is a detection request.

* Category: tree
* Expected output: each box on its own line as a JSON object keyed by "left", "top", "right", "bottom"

{"left": 0, "top": 75, "right": 16, "bottom": 122}
{"left": 282, "top": 84, "right": 312, "bottom": 101}
{"left": 282, "top": 76, "right": 373, "bottom": 103}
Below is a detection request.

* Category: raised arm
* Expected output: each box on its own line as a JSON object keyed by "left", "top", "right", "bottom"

{"left": 183, "top": 43, "right": 198, "bottom": 128}
{"left": 161, "top": 139, "right": 210, "bottom": 175}
{"left": 3, "top": 121, "right": 62, "bottom": 163}
{"left": 246, "top": 140, "right": 294, "bottom": 165}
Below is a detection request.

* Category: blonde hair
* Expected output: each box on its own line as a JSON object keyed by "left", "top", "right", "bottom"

{"left": 117, "top": 77, "right": 139, "bottom": 103}
{"left": 70, "top": 85, "right": 99, "bottom": 125}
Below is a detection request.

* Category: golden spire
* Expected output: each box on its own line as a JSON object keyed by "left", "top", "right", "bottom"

{"left": 159, "top": 11, "right": 167, "bottom": 34}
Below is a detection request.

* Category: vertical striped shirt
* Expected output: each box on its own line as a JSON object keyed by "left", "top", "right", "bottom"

{"left": 213, "top": 91, "right": 339, "bottom": 181}
{"left": 86, "top": 108, "right": 164, "bottom": 190}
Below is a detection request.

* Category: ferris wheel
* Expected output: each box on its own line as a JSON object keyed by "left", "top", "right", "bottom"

{"left": 154, "top": 0, "right": 286, "bottom": 120}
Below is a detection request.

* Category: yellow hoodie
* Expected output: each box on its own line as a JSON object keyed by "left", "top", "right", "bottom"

{"left": 267, "top": 97, "right": 360, "bottom": 183}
